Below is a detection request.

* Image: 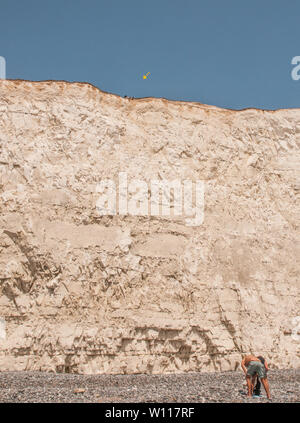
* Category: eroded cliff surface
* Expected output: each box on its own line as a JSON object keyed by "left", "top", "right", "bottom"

{"left": 0, "top": 80, "right": 299, "bottom": 374}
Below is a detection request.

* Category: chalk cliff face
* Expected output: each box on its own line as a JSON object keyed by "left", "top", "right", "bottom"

{"left": 0, "top": 80, "right": 299, "bottom": 374}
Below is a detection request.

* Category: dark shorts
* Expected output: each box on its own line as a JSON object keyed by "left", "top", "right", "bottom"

{"left": 246, "top": 361, "right": 267, "bottom": 379}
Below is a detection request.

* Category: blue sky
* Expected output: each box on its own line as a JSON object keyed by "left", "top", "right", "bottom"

{"left": 1, "top": 0, "right": 300, "bottom": 109}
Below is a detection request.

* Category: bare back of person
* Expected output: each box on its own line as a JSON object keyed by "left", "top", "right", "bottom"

{"left": 244, "top": 354, "right": 260, "bottom": 367}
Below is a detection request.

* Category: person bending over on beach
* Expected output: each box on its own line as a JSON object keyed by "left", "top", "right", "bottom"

{"left": 252, "top": 356, "right": 269, "bottom": 396}
{"left": 241, "top": 354, "right": 271, "bottom": 399}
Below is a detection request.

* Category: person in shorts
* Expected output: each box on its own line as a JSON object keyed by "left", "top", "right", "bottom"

{"left": 241, "top": 354, "right": 271, "bottom": 399}
{"left": 253, "top": 356, "right": 268, "bottom": 396}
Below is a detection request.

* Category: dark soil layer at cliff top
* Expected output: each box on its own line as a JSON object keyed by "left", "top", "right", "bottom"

{"left": 0, "top": 369, "right": 299, "bottom": 403}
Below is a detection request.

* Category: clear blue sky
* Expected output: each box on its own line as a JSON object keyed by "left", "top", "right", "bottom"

{"left": 1, "top": 0, "right": 300, "bottom": 109}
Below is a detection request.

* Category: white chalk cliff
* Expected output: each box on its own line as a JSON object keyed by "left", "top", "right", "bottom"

{"left": 0, "top": 80, "right": 299, "bottom": 374}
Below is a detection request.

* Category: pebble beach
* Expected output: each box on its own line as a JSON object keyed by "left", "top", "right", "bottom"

{"left": 0, "top": 369, "right": 299, "bottom": 403}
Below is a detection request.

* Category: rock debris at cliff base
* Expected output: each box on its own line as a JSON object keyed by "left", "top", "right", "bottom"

{"left": 0, "top": 369, "right": 299, "bottom": 403}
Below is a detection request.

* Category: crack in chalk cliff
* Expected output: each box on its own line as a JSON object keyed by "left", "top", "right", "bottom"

{"left": 3, "top": 230, "right": 62, "bottom": 291}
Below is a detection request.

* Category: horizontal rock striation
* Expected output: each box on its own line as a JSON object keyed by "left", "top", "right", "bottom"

{"left": 0, "top": 80, "right": 299, "bottom": 374}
